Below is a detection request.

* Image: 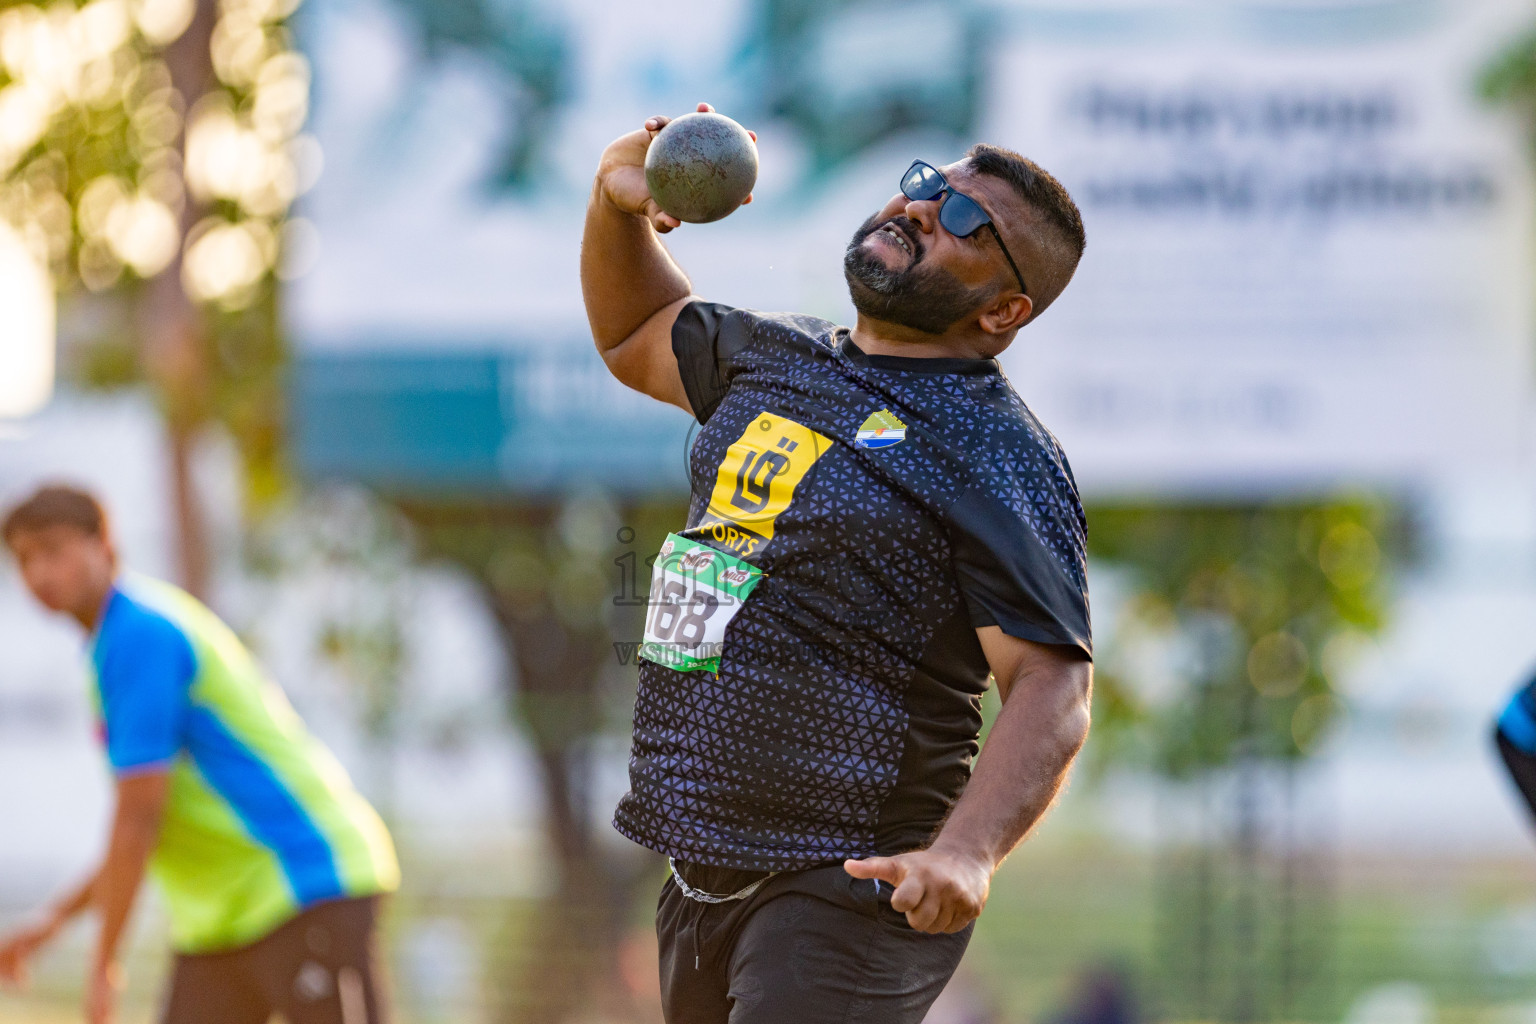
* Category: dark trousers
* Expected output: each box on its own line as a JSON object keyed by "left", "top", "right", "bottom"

{"left": 658, "top": 861, "right": 971, "bottom": 1024}
{"left": 162, "top": 895, "right": 388, "bottom": 1024}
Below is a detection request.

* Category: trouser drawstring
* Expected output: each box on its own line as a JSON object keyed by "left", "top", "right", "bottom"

{"left": 668, "top": 858, "right": 777, "bottom": 972}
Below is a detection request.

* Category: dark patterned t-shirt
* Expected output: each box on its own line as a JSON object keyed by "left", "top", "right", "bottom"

{"left": 612, "top": 301, "right": 1092, "bottom": 872}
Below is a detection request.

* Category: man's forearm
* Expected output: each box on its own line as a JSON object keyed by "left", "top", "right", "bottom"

{"left": 92, "top": 790, "right": 164, "bottom": 972}
{"left": 580, "top": 183, "right": 691, "bottom": 351}
{"left": 930, "top": 660, "right": 1091, "bottom": 868}
{"left": 48, "top": 873, "right": 99, "bottom": 925}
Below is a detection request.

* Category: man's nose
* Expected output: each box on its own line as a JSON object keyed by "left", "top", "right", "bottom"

{"left": 902, "top": 197, "right": 941, "bottom": 234}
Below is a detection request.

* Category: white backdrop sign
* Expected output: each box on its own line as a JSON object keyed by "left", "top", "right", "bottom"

{"left": 992, "top": 3, "right": 1536, "bottom": 493}
{"left": 294, "top": 0, "right": 1536, "bottom": 496}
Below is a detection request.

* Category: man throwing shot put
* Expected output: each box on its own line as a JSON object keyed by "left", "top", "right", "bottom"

{"left": 0, "top": 486, "right": 398, "bottom": 1024}
{"left": 584, "top": 102, "right": 1093, "bottom": 1023}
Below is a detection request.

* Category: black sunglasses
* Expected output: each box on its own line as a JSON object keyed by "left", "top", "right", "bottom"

{"left": 900, "top": 160, "right": 1028, "bottom": 297}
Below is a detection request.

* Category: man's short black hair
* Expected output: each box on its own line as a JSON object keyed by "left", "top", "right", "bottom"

{"left": 2, "top": 485, "right": 108, "bottom": 545}
{"left": 966, "top": 143, "right": 1086, "bottom": 321}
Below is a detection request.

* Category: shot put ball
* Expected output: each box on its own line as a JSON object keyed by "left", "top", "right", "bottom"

{"left": 644, "top": 112, "right": 759, "bottom": 224}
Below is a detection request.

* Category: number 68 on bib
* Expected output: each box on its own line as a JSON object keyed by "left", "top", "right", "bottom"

{"left": 638, "top": 533, "right": 763, "bottom": 674}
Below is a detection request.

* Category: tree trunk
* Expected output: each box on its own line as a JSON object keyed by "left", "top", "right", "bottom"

{"left": 486, "top": 592, "right": 655, "bottom": 1024}
{"left": 141, "top": 0, "right": 218, "bottom": 597}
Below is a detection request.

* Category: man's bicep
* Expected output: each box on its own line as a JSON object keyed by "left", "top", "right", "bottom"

{"left": 598, "top": 296, "right": 695, "bottom": 413}
{"left": 976, "top": 626, "right": 1091, "bottom": 706}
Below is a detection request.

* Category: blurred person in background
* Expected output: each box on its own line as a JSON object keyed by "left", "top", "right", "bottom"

{"left": 584, "top": 104, "right": 1093, "bottom": 1023}
{"left": 0, "top": 485, "right": 399, "bottom": 1024}
{"left": 1495, "top": 669, "right": 1536, "bottom": 828}
{"left": 1046, "top": 961, "right": 1140, "bottom": 1024}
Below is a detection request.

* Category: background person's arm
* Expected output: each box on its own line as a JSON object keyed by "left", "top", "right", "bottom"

{"left": 0, "top": 871, "right": 98, "bottom": 987}
{"left": 87, "top": 771, "right": 170, "bottom": 1024}
{"left": 580, "top": 102, "right": 752, "bottom": 410}
{"left": 0, "top": 771, "right": 169, "bottom": 1018}
{"left": 844, "top": 628, "right": 1091, "bottom": 933}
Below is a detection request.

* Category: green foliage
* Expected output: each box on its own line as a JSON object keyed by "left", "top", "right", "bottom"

{"left": 208, "top": 288, "right": 286, "bottom": 505}
{"left": 1479, "top": 26, "right": 1536, "bottom": 112}
{"left": 753, "top": 0, "right": 986, "bottom": 175}
{"left": 0, "top": 0, "right": 309, "bottom": 513}
{"left": 1085, "top": 500, "right": 1402, "bottom": 777}
{"left": 2, "top": 8, "right": 174, "bottom": 292}
{"left": 383, "top": 0, "right": 567, "bottom": 191}
{"left": 244, "top": 488, "right": 413, "bottom": 750}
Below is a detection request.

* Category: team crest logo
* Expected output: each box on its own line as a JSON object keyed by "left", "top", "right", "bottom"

{"left": 854, "top": 410, "right": 907, "bottom": 450}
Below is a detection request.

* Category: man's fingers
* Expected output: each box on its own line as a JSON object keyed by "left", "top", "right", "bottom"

{"left": 849, "top": 852, "right": 992, "bottom": 933}
{"left": 647, "top": 204, "right": 680, "bottom": 233}
{"left": 748, "top": 129, "right": 757, "bottom": 142}
{"left": 843, "top": 856, "right": 903, "bottom": 887}
{"left": 921, "top": 905, "right": 955, "bottom": 935}
{"left": 889, "top": 871, "right": 926, "bottom": 914}
{"left": 899, "top": 876, "right": 983, "bottom": 933}
{"left": 904, "top": 889, "right": 945, "bottom": 932}
{"left": 933, "top": 895, "right": 973, "bottom": 934}
{"left": 928, "top": 891, "right": 983, "bottom": 934}
{"left": 651, "top": 102, "right": 713, "bottom": 134}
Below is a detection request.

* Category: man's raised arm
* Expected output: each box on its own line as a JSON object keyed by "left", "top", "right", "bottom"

{"left": 581, "top": 102, "right": 753, "bottom": 411}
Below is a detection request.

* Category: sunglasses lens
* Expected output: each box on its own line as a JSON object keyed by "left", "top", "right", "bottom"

{"left": 939, "top": 192, "right": 989, "bottom": 238}
{"left": 901, "top": 163, "right": 943, "bottom": 201}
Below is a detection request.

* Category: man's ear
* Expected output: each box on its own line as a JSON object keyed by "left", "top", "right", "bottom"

{"left": 978, "top": 292, "right": 1033, "bottom": 336}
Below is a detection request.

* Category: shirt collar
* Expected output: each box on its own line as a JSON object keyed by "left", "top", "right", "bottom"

{"left": 836, "top": 329, "right": 1000, "bottom": 376}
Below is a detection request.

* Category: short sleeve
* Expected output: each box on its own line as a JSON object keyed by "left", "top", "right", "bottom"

{"left": 95, "top": 614, "right": 196, "bottom": 774}
{"left": 671, "top": 300, "right": 755, "bottom": 424}
{"left": 947, "top": 466, "right": 1092, "bottom": 660}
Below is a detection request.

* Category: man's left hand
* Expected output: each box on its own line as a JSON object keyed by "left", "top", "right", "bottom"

{"left": 843, "top": 847, "right": 992, "bottom": 934}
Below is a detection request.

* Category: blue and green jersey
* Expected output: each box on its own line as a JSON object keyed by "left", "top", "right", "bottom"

{"left": 89, "top": 574, "right": 399, "bottom": 953}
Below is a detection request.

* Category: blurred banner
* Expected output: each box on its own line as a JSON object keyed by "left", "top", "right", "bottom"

{"left": 1002, "top": 3, "right": 1536, "bottom": 494}
{"left": 291, "top": 0, "right": 1536, "bottom": 497}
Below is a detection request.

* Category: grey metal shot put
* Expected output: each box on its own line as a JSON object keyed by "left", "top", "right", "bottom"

{"left": 644, "top": 112, "right": 759, "bottom": 224}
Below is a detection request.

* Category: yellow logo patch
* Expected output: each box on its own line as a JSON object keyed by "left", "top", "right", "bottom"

{"left": 688, "top": 411, "right": 830, "bottom": 558}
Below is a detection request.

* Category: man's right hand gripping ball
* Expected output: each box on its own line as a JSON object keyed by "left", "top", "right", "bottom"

{"left": 594, "top": 101, "right": 754, "bottom": 234}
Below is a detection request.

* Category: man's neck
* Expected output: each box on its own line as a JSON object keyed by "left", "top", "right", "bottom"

{"left": 74, "top": 578, "right": 117, "bottom": 633}
{"left": 848, "top": 315, "right": 997, "bottom": 360}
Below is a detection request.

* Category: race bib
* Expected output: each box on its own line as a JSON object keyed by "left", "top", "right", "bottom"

{"left": 639, "top": 533, "right": 763, "bottom": 674}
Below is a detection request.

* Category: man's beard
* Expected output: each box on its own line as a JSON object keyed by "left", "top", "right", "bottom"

{"left": 843, "top": 214, "right": 993, "bottom": 336}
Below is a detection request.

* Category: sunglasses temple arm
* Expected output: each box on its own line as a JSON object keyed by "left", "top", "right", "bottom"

{"left": 988, "top": 224, "right": 1029, "bottom": 296}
